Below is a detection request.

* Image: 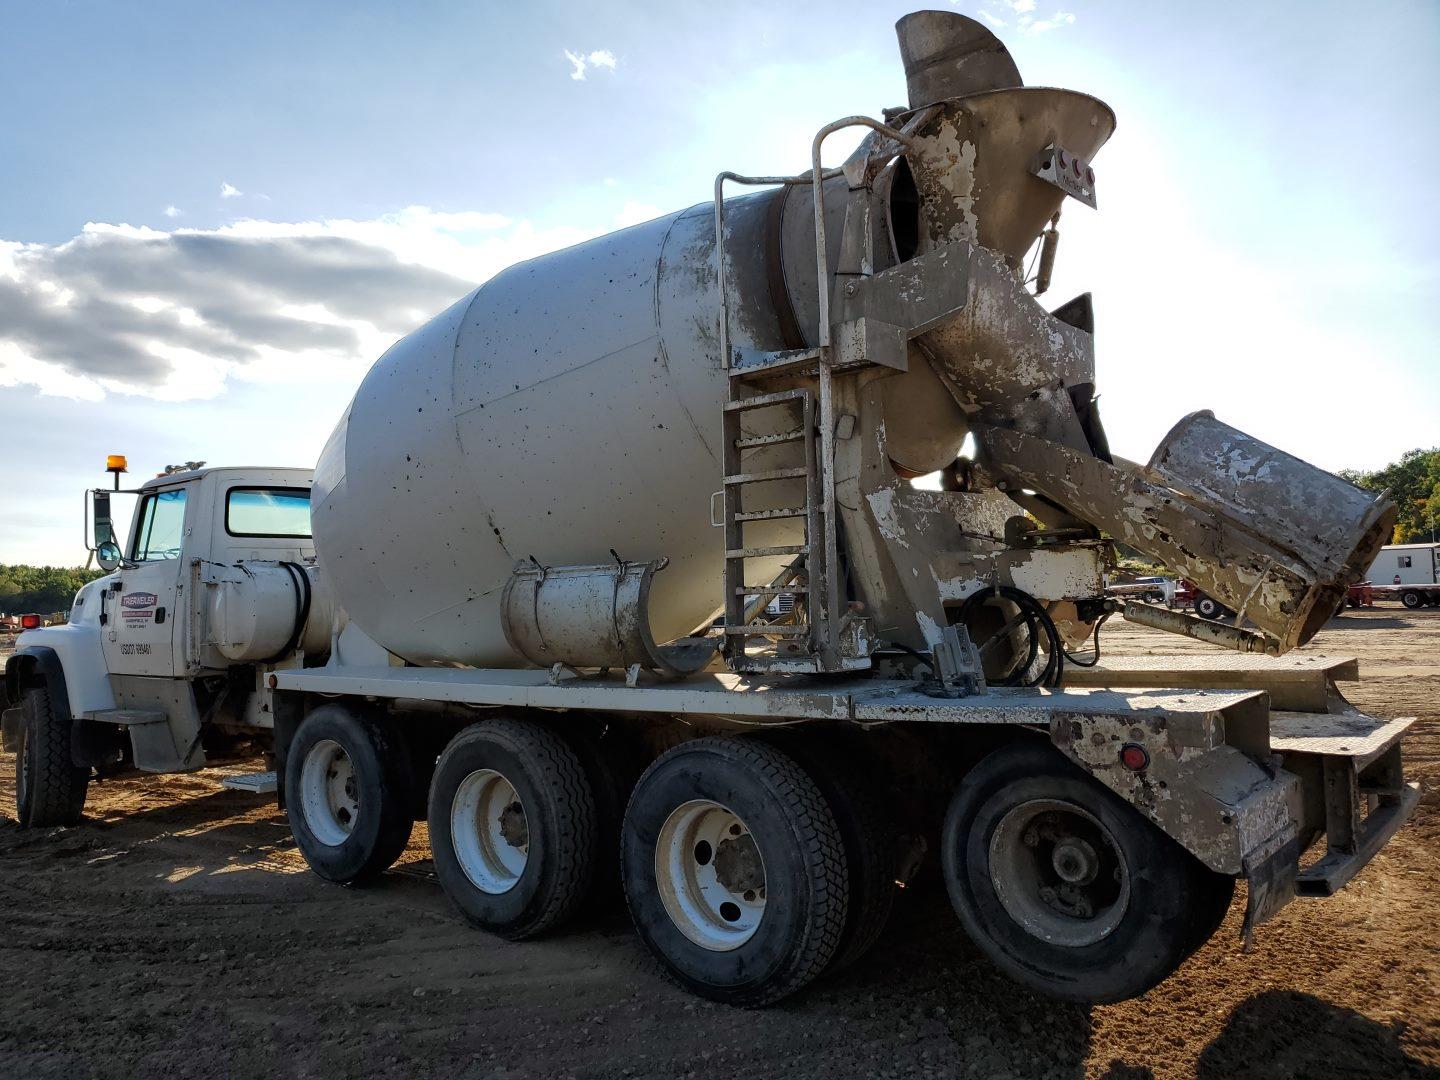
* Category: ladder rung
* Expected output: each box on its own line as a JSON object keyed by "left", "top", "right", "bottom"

{"left": 734, "top": 429, "right": 805, "bottom": 450}
{"left": 736, "top": 586, "right": 808, "bottom": 596}
{"left": 725, "top": 545, "right": 809, "bottom": 559}
{"left": 723, "top": 624, "right": 811, "bottom": 636}
{"left": 734, "top": 506, "right": 808, "bottom": 522}
{"left": 730, "top": 348, "right": 823, "bottom": 381}
{"left": 724, "top": 388, "right": 810, "bottom": 413}
{"left": 723, "top": 467, "right": 808, "bottom": 486}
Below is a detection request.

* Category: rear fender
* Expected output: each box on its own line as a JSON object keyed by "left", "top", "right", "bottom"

{"left": 1049, "top": 698, "right": 1302, "bottom": 932}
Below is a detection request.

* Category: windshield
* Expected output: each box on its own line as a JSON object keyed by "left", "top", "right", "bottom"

{"left": 131, "top": 488, "right": 188, "bottom": 561}
{"left": 226, "top": 487, "right": 312, "bottom": 538}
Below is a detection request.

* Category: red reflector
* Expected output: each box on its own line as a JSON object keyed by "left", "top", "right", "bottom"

{"left": 1120, "top": 744, "right": 1149, "bottom": 771}
{"left": 1072, "top": 158, "right": 1082, "bottom": 177}
{"left": 20, "top": 614, "right": 41, "bottom": 629}
{"left": 1057, "top": 149, "right": 1067, "bottom": 168}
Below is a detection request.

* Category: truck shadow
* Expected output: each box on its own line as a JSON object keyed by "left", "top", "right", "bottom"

{"left": 1329, "top": 616, "right": 1415, "bottom": 630}
{"left": 1194, "top": 989, "right": 1438, "bottom": 1079}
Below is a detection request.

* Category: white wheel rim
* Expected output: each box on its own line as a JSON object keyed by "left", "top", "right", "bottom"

{"left": 451, "top": 768, "right": 529, "bottom": 894}
{"left": 299, "top": 739, "right": 359, "bottom": 847}
{"left": 988, "top": 798, "right": 1130, "bottom": 948}
{"left": 655, "top": 799, "right": 767, "bottom": 952}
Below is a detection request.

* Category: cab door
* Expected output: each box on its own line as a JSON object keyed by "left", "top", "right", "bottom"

{"left": 102, "top": 485, "right": 189, "bottom": 677}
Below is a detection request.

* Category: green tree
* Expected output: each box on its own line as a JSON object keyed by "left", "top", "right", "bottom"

{"left": 1340, "top": 448, "right": 1440, "bottom": 544}
{"left": 0, "top": 565, "right": 106, "bottom": 617}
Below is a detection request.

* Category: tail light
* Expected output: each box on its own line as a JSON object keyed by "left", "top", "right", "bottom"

{"left": 20, "top": 614, "right": 41, "bottom": 630}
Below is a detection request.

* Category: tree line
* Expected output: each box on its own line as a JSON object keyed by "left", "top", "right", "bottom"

{"left": 1340, "top": 448, "right": 1440, "bottom": 545}
{"left": 0, "top": 564, "right": 105, "bottom": 616}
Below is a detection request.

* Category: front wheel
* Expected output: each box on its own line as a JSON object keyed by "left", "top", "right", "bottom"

{"left": 285, "top": 705, "right": 415, "bottom": 884}
{"left": 15, "top": 686, "right": 89, "bottom": 827}
{"left": 942, "top": 741, "right": 1232, "bottom": 1004}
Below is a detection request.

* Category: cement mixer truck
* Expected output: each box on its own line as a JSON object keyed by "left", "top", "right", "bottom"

{"left": 4, "top": 11, "right": 1419, "bottom": 1007}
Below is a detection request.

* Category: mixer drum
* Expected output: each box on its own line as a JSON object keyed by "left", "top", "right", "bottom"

{"left": 311, "top": 193, "right": 810, "bottom": 667}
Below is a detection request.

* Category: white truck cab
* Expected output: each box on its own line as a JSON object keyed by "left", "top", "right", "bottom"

{"left": 4, "top": 464, "right": 319, "bottom": 815}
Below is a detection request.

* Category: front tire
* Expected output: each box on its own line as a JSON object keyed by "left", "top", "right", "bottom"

{"left": 428, "top": 719, "right": 599, "bottom": 940}
{"left": 15, "top": 686, "right": 88, "bottom": 828}
{"left": 942, "top": 741, "right": 1232, "bottom": 1004}
{"left": 622, "top": 737, "right": 848, "bottom": 1007}
{"left": 285, "top": 705, "right": 414, "bottom": 884}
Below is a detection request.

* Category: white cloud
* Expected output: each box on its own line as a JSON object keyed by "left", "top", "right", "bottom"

{"left": 977, "top": 1, "right": 1077, "bottom": 34}
{"left": 1027, "top": 12, "right": 1076, "bottom": 33}
{"left": 0, "top": 208, "right": 601, "bottom": 403}
{"left": 163, "top": 205, "right": 182, "bottom": 218}
{"left": 220, "top": 182, "right": 242, "bottom": 198}
{"left": 563, "top": 48, "right": 618, "bottom": 82}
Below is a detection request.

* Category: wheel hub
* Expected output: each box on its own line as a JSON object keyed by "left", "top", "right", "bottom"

{"left": 989, "top": 800, "right": 1130, "bottom": 948}
{"left": 713, "top": 832, "right": 764, "bottom": 894}
{"left": 451, "top": 768, "right": 529, "bottom": 895}
{"left": 499, "top": 800, "right": 529, "bottom": 849}
{"left": 1051, "top": 837, "right": 1099, "bottom": 885}
{"left": 299, "top": 739, "right": 360, "bottom": 848}
{"left": 655, "top": 800, "right": 767, "bottom": 951}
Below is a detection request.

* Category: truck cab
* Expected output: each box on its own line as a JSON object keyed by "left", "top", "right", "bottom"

{"left": 4, "top": 464, "right": 316, "bottom": 823}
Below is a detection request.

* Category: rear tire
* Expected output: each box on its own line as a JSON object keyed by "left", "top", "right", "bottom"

{"left": 1401, "top": 590, "right": 1422, "bottom": 610}
{"left": 285, "top": 705, "right": 414, "bottom": 884}
{"left": 15, "top": 686, "right": 88, "bottom": 828}
{"left": 565, "top": 724, "right": 642, "bottom": 909}
{"left": 428, "top": 719, "right": 599, "bottom": 940}
{"left": 757, "top": 733, "right": 898, "bottom": 971}
{"left": 622, "top": 737, "right": 847, "bottom": 1006}
{"left": 942, "top": 740, "right": 1231, "bottom": 1004}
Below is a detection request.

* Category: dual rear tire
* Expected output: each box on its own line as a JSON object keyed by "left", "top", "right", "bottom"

{"left": 621, "top": 737, "right": 850, "bottom": 1007}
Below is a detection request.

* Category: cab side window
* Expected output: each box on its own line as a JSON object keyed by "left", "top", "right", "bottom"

{"left": 131, "top": 489, "right": 188, "bottom": 561}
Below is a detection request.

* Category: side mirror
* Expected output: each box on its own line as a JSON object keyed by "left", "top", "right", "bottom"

{"left": 96, "top": 539, "right": 123, "bottom": 572}
{"left": 91, "top": 490, "right": 121, "bottom": 570}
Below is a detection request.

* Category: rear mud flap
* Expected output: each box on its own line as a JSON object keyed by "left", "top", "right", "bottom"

{"left": 1241, "top": 825, "right": 1299, "bottom": 946}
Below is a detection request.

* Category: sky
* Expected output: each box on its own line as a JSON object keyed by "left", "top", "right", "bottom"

{"left": 1, "top": 0, "right": 1437, "bottom": 565}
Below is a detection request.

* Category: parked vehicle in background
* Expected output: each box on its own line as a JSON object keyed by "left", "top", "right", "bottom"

{"left": 1104, "top": 575, "right": 1174, "bottom": 604}
{"left": 1366, "top": 543, "right": 1439, "bottom": 587}
{"left": 1132, "top": 576, "right": 1175, "bottom": 604}
{"left": 1363, "top": 543, "right": 1440, "bottom": 608}
{"left": 1173, "top": 579, "right": 1233, "bottom": 621}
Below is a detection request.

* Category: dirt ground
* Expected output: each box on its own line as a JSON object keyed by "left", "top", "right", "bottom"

{"left": 1, "top": 607, "right": 1436, "bottom": 1080}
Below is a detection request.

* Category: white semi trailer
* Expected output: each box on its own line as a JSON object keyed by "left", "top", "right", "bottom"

{"left": 4, "top": 12, "right": 1419, "bottom": 1007}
